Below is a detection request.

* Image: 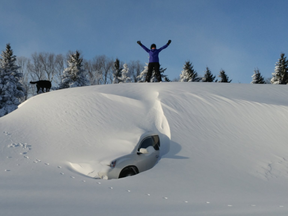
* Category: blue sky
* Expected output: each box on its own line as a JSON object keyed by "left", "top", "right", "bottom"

{"left": 1, "top": 0, "right": 288, "bottom": 83}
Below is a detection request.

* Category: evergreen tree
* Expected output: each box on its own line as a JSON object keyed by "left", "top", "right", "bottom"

{"left": 251, "top": 68, "right": 265, "bottom": 84}
{"left": 162, "top": 69, "right": 171, "bottom": 82}
{"left": 180, "top": 61, "right": 201, "bottom": 82}
{"left": 137, "top": 63, "right": 169, "bottom": 82}
{"left": 113, "top": 58, "right": 122, "bottom": 84}
{"left": 136, "top": 63, "right": 148, "bottom": 82}
{"left": 118, "top": 63, "right": 131, "bottom": 83}
{"left": 0, "top": 44, "right": 24, "bottom": 117}
{"left": 218, "top": 70, "right": 232, "bottom": 83}
{"left": 59, "top": 51, "right": 89, "bottom": 89}
{"left": 271, "top": 53, "right": 288, "bottom": 84}
{"left": 202, "top": 67, "right": 215, "bottom": 82}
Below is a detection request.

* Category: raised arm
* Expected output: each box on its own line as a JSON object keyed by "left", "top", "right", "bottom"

{"left": 158, "top": 40, "right": 172, "bottom": 52}
{"left": 137, "top": 41, "right": 150, "bottom": 53}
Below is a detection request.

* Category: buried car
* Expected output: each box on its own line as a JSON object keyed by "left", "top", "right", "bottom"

{"left": 98, "top": 133, "right": 161, "bottom": 179}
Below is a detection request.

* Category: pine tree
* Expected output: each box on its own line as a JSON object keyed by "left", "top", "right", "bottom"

{"left": 136, "top": 63, "right": 148, "bottom": 82}
{"left": 59, "top": 51, "right": 89, "bottom": 89}
{"left": 218, "top": 70, "right": 232, "bottom": 83}
{"left": 202, "top": 67, "right": 215, "bottom": 82}
{"left": 271, "top": 53, "right": 288, "bottom": 84}
{"left": 118, "top": 63, "right": 131, "bottom": 83}
{"left": 180, "top": 61, "right": 201, "bottom": 82}
{"left": 162, "top": 68, "right": 170, "bottom": 82}
{"left": 251, "top": 68, "right": 265, "bottom": 84}
{"left": 0, "top": 44, "right": 24, "bottom": 117}
{"left": 113, "top": 58, "right": 122, "bottom": 84}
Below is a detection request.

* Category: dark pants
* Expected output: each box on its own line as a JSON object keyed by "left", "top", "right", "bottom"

{"left": 146, "top": 62, "right": 162, "bottom": 82}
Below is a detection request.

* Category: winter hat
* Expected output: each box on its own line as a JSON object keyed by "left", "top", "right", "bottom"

{"left": 150, "top": 44, "right": 156, "bottom": 49}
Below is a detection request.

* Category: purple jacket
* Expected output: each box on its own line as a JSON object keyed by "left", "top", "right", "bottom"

{"left": 140, "top": 44, "right": 169, "bottom": 63}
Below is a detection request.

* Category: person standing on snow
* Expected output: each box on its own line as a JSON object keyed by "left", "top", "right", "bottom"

{"left": 137, "top": 40, "right": 171, "bottom": 82}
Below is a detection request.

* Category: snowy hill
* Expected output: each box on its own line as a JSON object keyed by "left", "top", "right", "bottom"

{"left": 1, "top": 82, "right": 288, "bottom": 216}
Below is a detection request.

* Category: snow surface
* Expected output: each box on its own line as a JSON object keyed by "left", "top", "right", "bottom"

{"left": 1, "top": 82, "right": 288, "bottom": 216}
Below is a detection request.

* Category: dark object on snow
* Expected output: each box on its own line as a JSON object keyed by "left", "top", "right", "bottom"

{"left": 137, "top": 40, "right": 171, "bottom": 63}
{"left": 137, "top": 40, "right": 171, "bottom": 82}
{"left": 147, "top": 62, "right": 161, "bottom": 82}
{"left": 30, "top": 80, "right": 52, "bottom": 93}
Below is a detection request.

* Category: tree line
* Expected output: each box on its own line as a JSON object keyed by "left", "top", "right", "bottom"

{"left": 1, "top": 43, "right": 288, "bottom": 117}
{"left": 180, "top": 53, "right": 288, "bottom": 84}
{"left": 18, "top": 51, "right": 145, "bottom": 98}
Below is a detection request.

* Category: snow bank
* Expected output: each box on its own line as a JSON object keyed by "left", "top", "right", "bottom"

{"left": 1, "top": 82, "right": 288, "bottom": 216}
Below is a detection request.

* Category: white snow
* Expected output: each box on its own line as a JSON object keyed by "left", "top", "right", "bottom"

{"left": 1, "top": 82, "right": 288, "bottom": 215}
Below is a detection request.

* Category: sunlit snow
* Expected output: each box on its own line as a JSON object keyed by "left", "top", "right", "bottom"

{"left": 1, "top": 82, "right": 288, "bottom": 216}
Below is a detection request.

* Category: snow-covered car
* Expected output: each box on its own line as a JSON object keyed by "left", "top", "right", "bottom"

{"left": 98, "top": 133, "right": 160, "bottom": 179}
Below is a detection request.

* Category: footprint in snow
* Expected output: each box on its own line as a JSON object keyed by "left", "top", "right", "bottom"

{"left": 5, "top": 169, "right": 11, "bottom": 172}
{"left": 8, "top": 144, "right": 16, "bottom": 148}
{"left": 8, "top": 143, "right": 32, "bottom": 151}
{"left": 24, "top": 156, "right": 29, "bottom": 159}
{"left": 33, "top": 159, "right": 41, "bottom": 163}
{"left": 58, "top": 166, "right": 62, "bottom": 169}
{"left": 45, "top": 163, "right": 49, "bottom": 166}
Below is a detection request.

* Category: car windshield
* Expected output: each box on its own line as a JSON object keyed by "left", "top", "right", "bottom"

{"left": 138, "top": 137, "right": 153, "bottom": 150}
{"left": 138, "top": 135, "right": 160, "bottom": 151}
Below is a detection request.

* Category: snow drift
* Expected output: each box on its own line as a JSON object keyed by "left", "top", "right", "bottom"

{"left": 1, "top": 82, "right": 288, "bottom": 216}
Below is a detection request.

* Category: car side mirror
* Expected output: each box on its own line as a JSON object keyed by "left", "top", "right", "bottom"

{"left": 137, "top": 148, "right": 148, "bottom": 155}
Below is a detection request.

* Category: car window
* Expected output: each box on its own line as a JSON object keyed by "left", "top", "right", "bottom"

{"left": 138, "top": 137, "right": 153, "bottom": 150}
